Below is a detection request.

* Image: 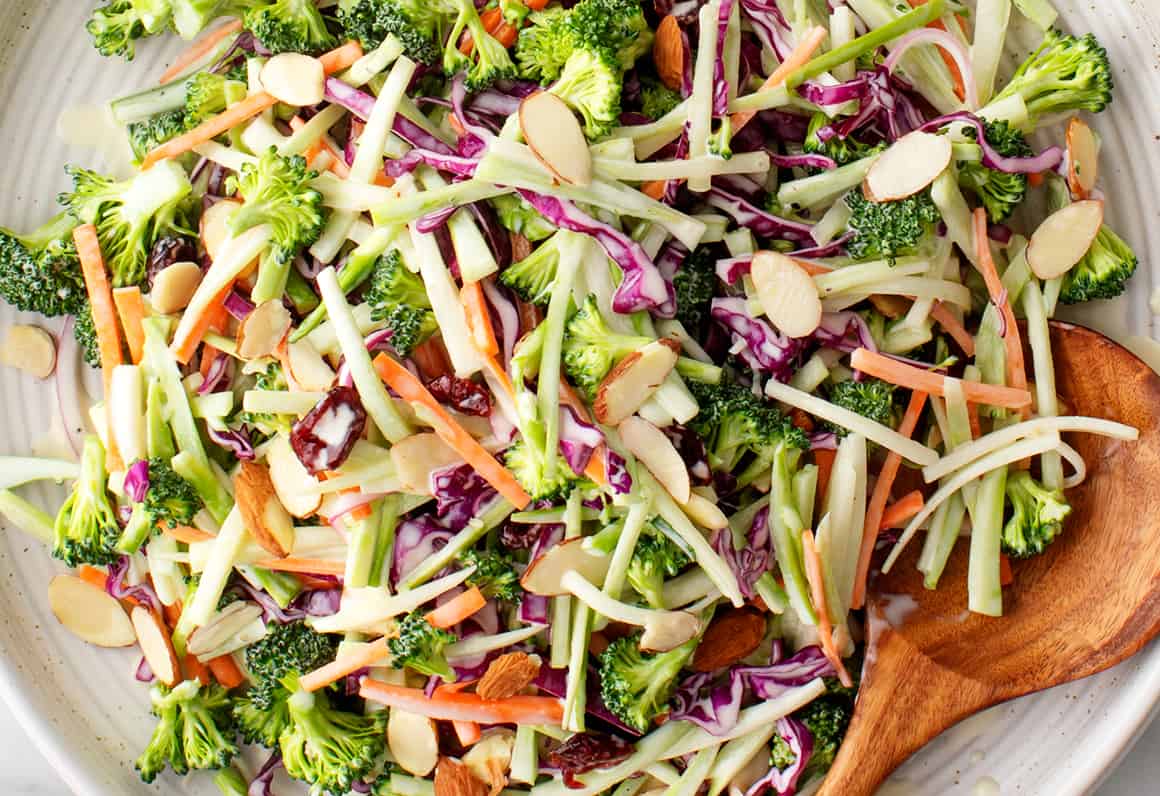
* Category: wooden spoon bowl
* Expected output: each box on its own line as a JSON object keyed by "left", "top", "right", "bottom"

{"left": 817, "top": 321, "right": 1160, "bottom": 795}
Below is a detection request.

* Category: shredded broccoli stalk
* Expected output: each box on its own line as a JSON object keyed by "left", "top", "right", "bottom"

{"left": 345, "top": 495, "right": 399, "bottom": 589}
{"left": 537, "top": 231, "right": 586, "bottom": 481}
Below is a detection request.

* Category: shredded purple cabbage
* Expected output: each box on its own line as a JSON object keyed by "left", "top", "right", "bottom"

{"left": 248, "top": 750, "right": 283, "bottom": 796}
{"left": 746, "top": 717, "right": 814, "bottom": 796}
{"left": 106, "top": 555, "right": 161, "bottom": 614}
{"left": 605, "top": 449, "right": 633, "bottom": 495}
{"left": 706, "top": 188, "right": 816, "bottom": 244}
{"left": 431, "top": 462, "right": 500, "bottom": 530}
{"left": 558, "top": 405, "right": 604, "bottom": 476}
{"left": 124, "top": 459, "right": 149, "bottom": 503}
{"left": 711, "top": 297, "right": 803, "bottom": 379}
{"left": 711, "top": 506, "right": 771, "bottom": 599}
{"left": 207, "top": 426, "right": 256, "bottom": 461}
{"left": 669, "top": 669, "right": 746, "bottom": 735}
{"left": 918, "top": 111, "right": 1064, "bottom": 174}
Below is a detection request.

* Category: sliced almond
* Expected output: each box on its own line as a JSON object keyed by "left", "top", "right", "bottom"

{"left": 390, "top": 432, "right": 464, "bottom": 495}
{"left": 286, "top": 339, "right": 336, "bottom": 392}
{"left": 476, "top": 652, "right": 540, "bottom": 700}
{"left": 653, "top": 15, "right": 685, "bottom": 91}
{"left": 389, "top": 708, "right": 440, "bottom": 776}
{"left": 690, "top": 607, "right": 766, "bottom": 671}
{"left": 868, "top": 294, "right": 911, "bottom": 319}
{"left": 521, "top": 538, "right": 611, "bottom": 596}
{"left": 863, "top": 131, "right": 952, "bottom": 202}
{"left": 593, "top": 339, "right": 679, "bottom": 425}
{"left": 619, "top": 416, "right": 690, "bottom": 504}
{"left": 1066, "top": 117, "right": 1099, "bottom": 199}
{"left": 47, "top": 575, "right": 136, "bottom": 648}
{"left": 200, "top": 199, "right": 242, "bottom": 263}
{"left": 0, "top": 324, "right": 56, "bottom": 379}
{"left": 510, "top": 232, "right": 532, "bottom": 263}
{"left": 682, "top": 492, "right": 728, "bottom": 530}
{"left": 462, "top": 729, "right": 516, "bottom": 796}
{"left": 236, "top": 299, "right": 292, "bottom": 360}
{"left": 435, "top": 757, "right": 487, "bottom": 796}
{"left": 1026, "top": 200, "right": 1104, "bottom": 279}
{"left": 640, "top": 610, "right": 702, "bottom": 652}
{"left": 131, "top": 606, "right": 180, "bottom": 687}
{"left": 266, "top": 434, "right": 323, "bottom": 517}
{"left": 151, "top": 261, "right": 204, "bottom": 315}
{"left": 520, "top": 92, "right": 592, "bottom": 188}
{"left": 749, "top": 250, "right": 822, "bottom": 338}
{"left": 260, "top": 53, "right": 326, "bottom": 107}
{"left": 234, "top": 460, "right": 295, "bottom": 556}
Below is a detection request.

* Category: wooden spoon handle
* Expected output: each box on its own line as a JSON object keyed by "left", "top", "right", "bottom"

{"left": 815, "top": 624, "right": 999, "bottom": 796}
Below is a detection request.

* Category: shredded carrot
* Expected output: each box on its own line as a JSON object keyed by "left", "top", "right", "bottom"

{"left": 375, "top": 353, "right": 532, "bottom": 508}
{"left": 641, "top": 180, "right": 666, "bottom": 200}
{"left": 905, "top": 0, "right": 967, "bottom": 100}
{"left": 290, "top": 116, "right": 353, "bottom": 179}
{"left": 850, "top": 348, "right": 1031, "bottom": 410}
{"left": 161, "top": 601, "right": 211, "bottom": 685}
{"left": 159, "top": 20, "right": 245, "bottom": 84}
{"left": 813, "top": 448, "right": 836, "bottom": 509}
{"left": 317, "top": 41, "right": 366, "bottom": 73}
{"left": 461, "top": 281, "right": 500, "bottom": 357}
{"left": 301, "top": 637, "right": 391, "bottom": 692}
{"left": 792, "top": 258, "right": 833, "bottom": 277}
{"left": 207, "top": 654, "right": 246, "bottom": 689}
{"left": 77, "top": 565, "right": 108, "bottom": 592}
{"left": 426, "top": 586, "right": 487, "bottom": 629}
{"left": 252, "top": 557, "right": 347, "bottom": 576}
{"left": 172, "top": 279, "right": 236, "bottom": 364}
{"left": 732, "top": 26, "right": 828, "bottom": 132}
{"left": 112, "top": 287, "right": 147, "bottom": 364}
{"left": 851, "top": 390, "right": 929, "bottom": 609}
{"left": 436, "top": 681, "right": 484, "bottom": 745}
{"left": 412, "top": 337, "right": 454, "bottom": 380}
{"left": 360, "top": 680, "right": 565, "bottom": 724}
{"left": 929, "top": 301, "right": 974, "bottom": 357}
{"left": 461, "top": 9, "right": 518, "bottom": 55}
{"left": 879, "top": 490, "right": 925, "bottom": 530}
{"left": 966, "top": 401, "right": 981, "bottom": 439}
{"left": 525, "top": 0, "right": 550, "bottom": 8}
{"left": 999, "top": 554, "right": 1014, "bottom": 587}
{"left": 1028, "top": 171, "right": 1045, "bottom": 188}
{"left": 800, "top": 529, "right": 853, "bottom": 688}
{"left": 160, "top": 523, "right": 215, "bottom": 544}
{"left": 972, "top": 208, "right": 1029, "bottom": 417}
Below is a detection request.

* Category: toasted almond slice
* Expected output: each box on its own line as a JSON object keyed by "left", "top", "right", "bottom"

{"left": 266, "top": 434, "right": 323, "bottom": 517}
{"left": 1027, "top": 200, "right": 1104, "bottom": 279}
{"left": 1066, "top": 117, "right": 1099, "bottom": 199}
{"left": 200, "top": 199, "right": 242, "bottom": 263}
{"left": 653, "top": 15, "right": 685, "bottom": 91}
{"left": 389, "top": 708, "right": 440, "bottom": 776}
{"left": 261, "top": 53, "right": 326, "bottom": 107}
{"left": 286, "top": 339, "right": 336, "bottom": 392}
{"left": 436, "top": 757, "right": 487, "bottom": 796}
{"left": 390, "top": 432, "right": 464, "bottom": 495}
{"left": 131, "top": 606, "right": 180, "bottom": 687}
{"left": 521, "top": 538, "right": 611, "bottom": 596}
{"left": 868, "top": 294, "right": 911, "bottom": 319}
{"left": 151, "top": 261, "right": 204, "bottom": 315}
{"left": 682, "top": 492, "right": 728, "bottom": 530}
{"left": 690, "top": 606, "right": 766, "bottom": 671}
{"left": 520, "top": 91, "right": 592, "bottom": 187}
{"left": 640, "top": 610, "right": 702, "bottom": 652}
{"left": 463, "top": 729, "right": 516, "bottom": 796}
{"left": 234, "top": 460, "right": 295, "bottom": 556}
{"left": 237, "top": 300, "right": 292, "bottom": 360}
{"left": 619, "top": 416, "right": 690, "bottom": 503}
{"left": 864, "top": 131, "right": 952, "bottom": 202}
{"left": 510, "top": 232, "right": 532, "bottom": 263}
{"left": 750, "top": 250, "right": 823, "bottom": 338}
{"left": 476, "top": 653, "right": 540, "bottom": 700}
{"left": 0, "top": 324, "right": 56, "bottom": 379}
{"left": 47, "top": 575, "right": 136, "bottom": 648}
{"left": 593, "top": 339, "right": 679, "bottom": 425}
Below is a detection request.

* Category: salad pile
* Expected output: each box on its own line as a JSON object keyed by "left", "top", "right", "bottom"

{"left": 0, "top": 0, "right": 1144, "bottom": 792}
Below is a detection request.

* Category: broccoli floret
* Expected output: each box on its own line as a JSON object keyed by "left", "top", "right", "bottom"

{"left": 1001, "top": 470, "right": 1071, "bottom": 559}
{"left": 844, "top": 189, "right": 940, "bottom": 263}
{"left": 824, "top": 378, "right": 898, "bottom": 436}
{"left": 769, "top": 696, "right": 852, "bottom": 785}
{"left": 991, "top": 28, "right": 1113, "bottom": 121}
{"left": 184, "top": 71, "right": 233, "bottom": 125}
{"left": 504, "top": 439, "right": 580, "bottom": 501}
{"left": 245, "top": 0, "right": 336, "bottom": 54}
{"left": 172, "top": 0, "right": 263, "bottom": 40}
{"left": 514, "top": 7, "right": 574, "bottom": 84}
{"left": 626, "top": 527, "right": 691, "bottom": 608}
{"left": 87, "top": 0, "right": 170, "bottom": 60}
{"left": 0, "top": 213, "right": 85, "bottom": 318}
{"left": 957, "top": 120, "right": 1034, "bottom": 223}
{"left": 565, "top": 0, "right": 652, "bottom": 73}
{"left": 52, "top": 435, "right": 120, "bottom": 567}
{"left": 803, "top": 113, "right": 885, "bottom": 167}
{"left": 74, "top": 302, "right": 102, "bottom": 368}
{"left": 598, "top": 631, "right": 697, "bottom": 733}
{"left": 548, "top": 50, "right": 622, "bottom": 141}
{"left": 672, "top": 246, "right": 717, "bottom": 337}
{"left": 117, "top": 457, "right": 205, "bottom": 553}
{"left": 499, "top": 231, "right": 569, "bottom": 305}
{"left": 61, "top": 160, "right": 194, "bottom": 287}
{"left": 688, "top": 381, "right": 809, "bottom": 481}
{"left": 442, "top": 0, "right": 518, "bottom": 90}
{"left": 460, "top": 548, "right": 522, "bottom": 602}
{"left": 237, "top": 361, "right": 293, "bottom": 437}
{"left": 492, "top": 194, "right": 556, "bottom": 242}
{"left": 127, "top": 110, "right": 190, "bottom": 163}
{"left": 388, "top": 610, "right": 457, "bottom": 679}
{"left": 127, "top": 73, "right": 235, "bottom": 162}
{"left": 561, "top": 296, "right": 652, "bottom": 399}
{"left": 227, "top": 147, "right": 325, "bottom": 266}
{"left": 640, "top": 77, "right": 682, "bottom": 121}
{"left": 363, "top": 249, "right": 438, "bottom": 357}
{"left": 337, "top": 0, "right": 446, "bottom": 64}
{"left": 135, "top": 680, "right": 238, "bottom": 783}
{"left": 1060, "top": 223, "right": 1138, "bottom": 303}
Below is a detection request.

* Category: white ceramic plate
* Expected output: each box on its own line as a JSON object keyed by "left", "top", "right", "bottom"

{"left": 1, "top": 2, "right": 1159, "bottom": 794}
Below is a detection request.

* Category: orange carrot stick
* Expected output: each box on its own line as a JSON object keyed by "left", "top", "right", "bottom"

{"left": 905, "top": 0, "right": 966, "bottom": 100}
{"left": 972, "top": 209, "right": 1029, "bottom": 416}
{"left": 112, "top": 286, "right": 147, "bottom": 364}
{"left": 425, "top": 587, "right": 487, "bottom": 630}
{"left": 301, "top": 638, "right": 391, "bottom": 692}
{"left": 929, "top": 301, "right": 975, "bottom": 357}
{"left": 160, "top": 524, "right": 215, "bottom": 544}
{"left": 437, "top": 681, "right": 483, "bottom": 745}
{"left": 850, "top": 348, "right": 1031, "bottom": 409}
{"left": 851, "top": 391, "right": 928, "bottom": 609}
{"left": 732, "top": 26, "right": 828, "bottom": 132}
{"left": 317, "top": 41, "right": 366, "bottom": 73}
{"left": 171, "top": 279, "right": 236, "bottom": 364}
{"left": 289, "top": 116, "right": 353, "bottom": 179}
{"left": 360, "top": 681, "right": 564, "bottom": 725}
{"left": 461, "top": 281, "right": 500, "bottom": 357}
{"left": 813, "top": 448, "right": 836, "bottom": 509}
{"left": 159, "top": 20, "right": 245, "bottom": 84}
{"left": 374, "top": 354, "right": 532, "bottom": 508}
{"left": 77, "top": 565, "right": 108, "bottom": 591}
{"left": 525, "top": 0, "right": 550, "bottom": 8}
{"left": 207, "top": 654, "right": 246, "bottom": 689}
{"left": 800, "top": 529, "right": 853, "bottom": 688}
{"left": 879, "top": 490, "right": 925, "bottom": 530}
{"left": 252, "top": 558, "right": 347, "bottom": 576}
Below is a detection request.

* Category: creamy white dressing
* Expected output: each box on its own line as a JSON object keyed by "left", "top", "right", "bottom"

{"left": 56, "top": 103, "right": 136, "bottom": 178}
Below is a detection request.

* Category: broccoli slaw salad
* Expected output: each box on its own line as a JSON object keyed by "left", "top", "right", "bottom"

{"left": 0, "top": 0, "right": 1145, "bottom": 792}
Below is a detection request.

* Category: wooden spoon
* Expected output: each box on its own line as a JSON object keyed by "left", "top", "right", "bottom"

{"left": 817, "top": 321, "right": 1160, "bottom": 795}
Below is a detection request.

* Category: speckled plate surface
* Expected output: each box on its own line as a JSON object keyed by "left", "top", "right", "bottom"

{"left": 0, "top": 2, "right": 1158, "bottom": 794}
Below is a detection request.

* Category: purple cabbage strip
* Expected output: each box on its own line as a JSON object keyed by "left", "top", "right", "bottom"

{"left": 711, "top": 297, "right": 803, "bottom": 379}
{"left": 392, "top": 515, "right": 455, "bottom": 585}
{"left": 296, "top": 588, "right": 342, "bottom": 617}
{"left": 656, "top": 239, "right": 689, "bottom": 283}
{"left": 769, "top": 152, "right": 837, "bottom": 171}
{"left": 735, "top": 645, "right": 837, "bottom": 699}
{"left": 809, "top": 431, "right": 839, "bottom": 450}
{"left": 711, "top": 506, "right": 771, "bottom": 599}
{"left": 450, "top": 72, "right": 492, "bottom": 155}
{"left": 431, "top": 462, "right": 500, "bottom": 531}
{"left": 706, "top": 187, "right": 816, "bottom": 244}
{"left": 124, "top": 459, "right": 149, "bottom": 503}
{"left": 135, "top": 656, "right": 154, "bottom": 683}
{"left": 605, "top": 449, "right": 633, "bottom": 495}
{"left": 739, "top": 0, "right": 795, "bottom": 61}
{"left": 482, "top": 279, "right": 521, "bottom": 366}
{"left": 106, "top": 556, "right": 161, "bottom": 614}
{"left": 813, "top": 68, "right": 927, "bottom": 144}
{"left": 517, "top": 191, "right": 676, "bottom": 315}
{"left": 207, "top": 426, "right": 256, "bottom": 461}
{"left": 661, "top": 130, "right": 690, "bottom": 205}
{"left": 918, "top": 111, "right": 1064, "bottom": 174}
{"left": 558, "top": 405, "right": 605, "bottom": 476}
{"left": 325, "top": 77, "right": 456, "bottom": 155}
{"left": 416, "top": 204, "right": 459, "bottom": 233}
{"left": 521, "top": 524, "right": 564, "bottom": 628}
{"left": 716, "top": 255, "right": 752, "bottom": 285}
{"left": 223, "top": 290, "right": 254, "bottom": 321}
{"left": 197, "top": 354, "right": 231, "bottom": 396}
{"left": 790, "top": 233, "right": 854, "bottom": 259}
{"left": 812, "top": 311, "right": 878, "bottom": 354}
{"left": 712, "top": 0, "right": 736, "bottom": 117}
{"left": 746, "top": 717, "right": 814, "bottom": 796}
{"left": 233, "top": 579, "right": 305, "bottom": 624}
{"left": 248, "top": 751, "right": 283, "bottom": 796}
{"left": 468, "top": 201, "right": 512, "bottom": 268}
{"left": 669, "top": 669, "right": 746, "bottom": 735}
{"left": 384, "top": 149, "right": 480, "bottom": 179}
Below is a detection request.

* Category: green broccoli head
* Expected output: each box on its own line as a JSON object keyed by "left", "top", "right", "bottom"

{"left": 688, "top": 380, "right": 809, "bottom": 478}
{"left": 74, "top": 302, "right": 102, "bottom": 368}
{"left": 61, "top": 159, "right": 194, "bottom": 287}
{"left": 1001, "top": 470, "right": 1071, "bottom": 559}
{"left": 144, "top": 457, "right": 204, "bottom": 528}
{"left": 504, "top": 438, "right": 580, "bottom": 501}
{"left": 127, "top": 110, "right": 190, "bottom": 164}
{"left": 279, "top": 674, "right": 388, "bottom": 794}
{"left": 388, "top": 610, "right": 457, "bottom": 680}
{"left": 492, "top": 193, "right": 556, "bottom": 243}
{"left": 598, "top": 631, "right": 697, "bottom": 733}
{"left": 443, "top": 0, "right": 518, "bottom": 91}
{"left": 991, "top": 28, "right": 1113, "bottom": 120}
{"left": 245, "top": 0, "right": 337, "bottom": 54}
{"left": 0, "top": 212, "right": 86, "bottom": 318}
{"left": 515, "top": 7, "right": 574, "bottom": 84}
{"left": 243, "top": 620, "right": 339, "bottom": 711}
{"left": 1060, "top": 222, "right": 1138, "bottom": 303}
{"left": 135, "top": 680, "right": 238, "bottom": 783}
{"left": 338, "top": 0, "right": 447, "bottom": 64}
{"left": 769, "top": 696, "right": 852, "bottom": 784}
{"left": 363, "top": 249, "right": 437, "bottom": 357}
{"left": 626, "top": 527, "right": 691, "bottom": 608}
{"left": 640, "top": 77, "right": 682, "bottom": 121}
{"left": 227, "top": 147, "right": 325, "bottom": 265}
{"left": 52, "top": 435, "right": 120, "bottom": 567}
{"left": 549, "top": 49, "right": 622, "bottom": 141}
{"left": 184, "top": 72, "right": 234, "bottom": 125}
{"left": 672, "top": 246, "right": 718, "bottom": 337}
{"left": 460, "top": 548, "right": 522, "bottom": 602}
{"left": 562, "top": 295, "right": 652, "bottom": 399}
{"left": 824, "top": 378, "right": 898, "bottom": 437}
{"left": 844, "top": 188, "right": 940, "bottom": 263}
{"left": 565, "top": 0, "right": 653, "bottom": 72}
{"left": 87, "top": 0, "right": 170, "bottom": 60}
{"left": 957, "top": 120, "right": 1033, "bottom": 223}
{"left": 499, "top": 231, "right": 566, "bottom": 305}
{"left": 803, "top": 113, "right": 886, "bottom": 166}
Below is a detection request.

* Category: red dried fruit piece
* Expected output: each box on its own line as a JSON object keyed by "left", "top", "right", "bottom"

{"left": 290, "top": 384, "right": 367, "bottom": 474}
{"left": 547, "top": 732, "right": 633, "bottom": 789}
{"left": 427, "top": 374, "right": 492, "bottom": 417}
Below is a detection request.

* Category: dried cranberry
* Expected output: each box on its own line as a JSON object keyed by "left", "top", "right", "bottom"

{"left": 148, "top": 236, "right": 198, "bottom": 287}
{"left": 665, "top": 425, "right": 712, "bottom": 486}
{"left": 427, "top": 375, "right": 491, "bottom": 417}
{"left": 290, "top": 385, "right": 367, "bottom": 474}
{"left": 548, "top": 733, "right": 634, "bottom": 789}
